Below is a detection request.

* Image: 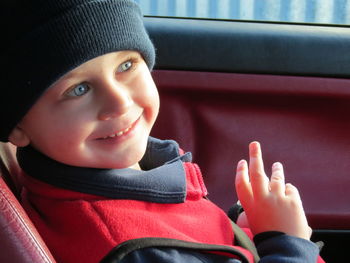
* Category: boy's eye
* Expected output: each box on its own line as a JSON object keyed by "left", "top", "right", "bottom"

{"left": 66, "top": 83, "right": 90, "bottom": 97}
{"left": 118, "top": 60, "right": 133, "bottom": 72}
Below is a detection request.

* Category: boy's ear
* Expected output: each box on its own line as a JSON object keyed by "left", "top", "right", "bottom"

{"left": 8, "top": 126, "right": 30, "bottom": 147}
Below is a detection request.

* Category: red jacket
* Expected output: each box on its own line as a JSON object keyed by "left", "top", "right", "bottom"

{"left": 20, "top": 162, "right": 255, "bottom": 263}
{"left": 17, "top": 138, "right": 324, "bottom": 263}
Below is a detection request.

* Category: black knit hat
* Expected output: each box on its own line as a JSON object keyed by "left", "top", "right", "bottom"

{"left": 0, "top": 0, "right": 155, "bottom": 142}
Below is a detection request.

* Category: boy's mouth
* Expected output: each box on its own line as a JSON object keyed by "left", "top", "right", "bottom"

{"left": 102, "top": 126, "right": 131, "bottom": 139}
{"left": 98, "top": 116, "right": 141, "bottom": 140}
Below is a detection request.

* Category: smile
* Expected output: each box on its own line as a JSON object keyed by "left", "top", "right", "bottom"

{"left": 99, "top": 116, "right": 141, "bottom": 140}
{"left": 102, "top": 126, "right": 131, "bottom": 139}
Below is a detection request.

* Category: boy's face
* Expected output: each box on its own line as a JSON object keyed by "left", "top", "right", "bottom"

{"left": 10, "top": 51, "right": 159, "bottom": 169}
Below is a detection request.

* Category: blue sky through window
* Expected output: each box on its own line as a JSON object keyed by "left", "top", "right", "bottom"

{"left": 134, "top": 0, "right": 350, "bottom": 25}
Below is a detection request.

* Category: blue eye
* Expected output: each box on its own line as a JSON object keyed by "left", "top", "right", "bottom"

{"left": 118, "top": 60, "right": 133, "bottom": 72}
{"left": 67, "top": 83, "right": 90, "bottom": 97}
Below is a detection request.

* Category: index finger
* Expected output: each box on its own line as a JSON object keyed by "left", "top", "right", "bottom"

{"left": 249, "top": 141, "right": 269, "bottom": 197}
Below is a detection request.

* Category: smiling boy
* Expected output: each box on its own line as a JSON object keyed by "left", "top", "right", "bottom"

{"left": 10, "top": 51, "right": 158, "bottom": 170}
{"left": 2, "top": 0, "right": 323, "bottom": 263}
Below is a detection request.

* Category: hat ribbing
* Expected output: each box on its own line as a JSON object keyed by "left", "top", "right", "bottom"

{"left": 1, "top": 0, "right": 155, "bottom": 142}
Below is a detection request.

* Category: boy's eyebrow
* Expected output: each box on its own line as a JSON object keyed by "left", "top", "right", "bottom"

{"left": 50, "top": 70, "right": 80, "bottom": 88}
{"left": 63, "top": 51, "right": 141, "bottom": 79}
{"left": 50, "top": 51, "right": 142, "bottom": 89}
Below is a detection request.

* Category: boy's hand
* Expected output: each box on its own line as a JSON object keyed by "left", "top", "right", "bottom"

{"left": 235, "top": 142, "right": 312, "bottom": 240}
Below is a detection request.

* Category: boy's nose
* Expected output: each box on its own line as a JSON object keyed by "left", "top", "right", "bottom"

{"left": 98, "top": 84, "right": 133, "bottom": 121}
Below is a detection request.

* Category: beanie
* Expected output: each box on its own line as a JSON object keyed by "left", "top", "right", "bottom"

{"left": 0, "top": 0, "right": 155, "bottom": 142}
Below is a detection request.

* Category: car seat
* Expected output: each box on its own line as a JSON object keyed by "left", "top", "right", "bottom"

{"left": 0, "top": 142, "right": 56, "bottom": 263}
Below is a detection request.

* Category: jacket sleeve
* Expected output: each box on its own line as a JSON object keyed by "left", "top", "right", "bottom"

{"left": 254, "top": 232, "right": 320, "bottom": 263}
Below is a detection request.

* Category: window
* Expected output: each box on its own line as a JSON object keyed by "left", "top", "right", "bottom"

{"left": 135, "top": 0, "right": 350, "bottom": 25}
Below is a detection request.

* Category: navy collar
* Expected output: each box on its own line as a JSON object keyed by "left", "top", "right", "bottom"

{"left": 17, "top": 137, "right": 191, "bottom": 203}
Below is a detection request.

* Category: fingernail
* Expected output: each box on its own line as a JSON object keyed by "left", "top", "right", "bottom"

{"left": 249, "top": 141, "right": 260, "bottom": 149}
{"left": 238, "top": 159, "right": 246, "bottom": 167}
{"left": 272, "top": 162, "right": 282, "bottom": 169}
{"left": 249, "top": 141, "right": 261, "bottom": 157}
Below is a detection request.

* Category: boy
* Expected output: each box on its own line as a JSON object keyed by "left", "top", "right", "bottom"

{"left": 1, "top": 0, "right": 323, "bottom": 262}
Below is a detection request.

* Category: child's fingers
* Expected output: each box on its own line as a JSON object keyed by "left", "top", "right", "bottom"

{"left": 285, "top": 183, "right": 303, "bottom": 203}
{"left": 249, "top": 142, "right": 269, "bottom": 197}
{"left": 285, "top": 183, "right": 311, "bottom": 239}
{"left": 285, "top": 183, "right": 300, "bottom": 198}
{"left": 285, "top": 183, "right": 305, "bottom": 208}
{"left": 235, "top": 159, "right": 253, "bottom": 207}
{"left": 269, "top": 162, "right": 285, "bottom": 195}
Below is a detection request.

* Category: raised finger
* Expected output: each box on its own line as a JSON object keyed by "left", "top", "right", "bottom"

{"left": 235, "top": 159, "right": 253, "bottom": 208}
{"left": 269, "top": 162, "right": 285, "bottom": 195}
{"left": 249, "top": 141, "right": 269, "bottom": 197}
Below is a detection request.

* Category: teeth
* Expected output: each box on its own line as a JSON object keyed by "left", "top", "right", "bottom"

{"left": 105, "top": 126, "right": 131, "bottom": 139}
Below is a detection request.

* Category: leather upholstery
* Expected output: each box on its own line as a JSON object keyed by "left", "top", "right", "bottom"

{"left": 0, "top": 143, "right": 56, "bottom": 263}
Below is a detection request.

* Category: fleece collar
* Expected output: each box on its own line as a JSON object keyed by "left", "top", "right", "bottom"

{"left": 16, "top": 137, "right": 191, "bottom": 203}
